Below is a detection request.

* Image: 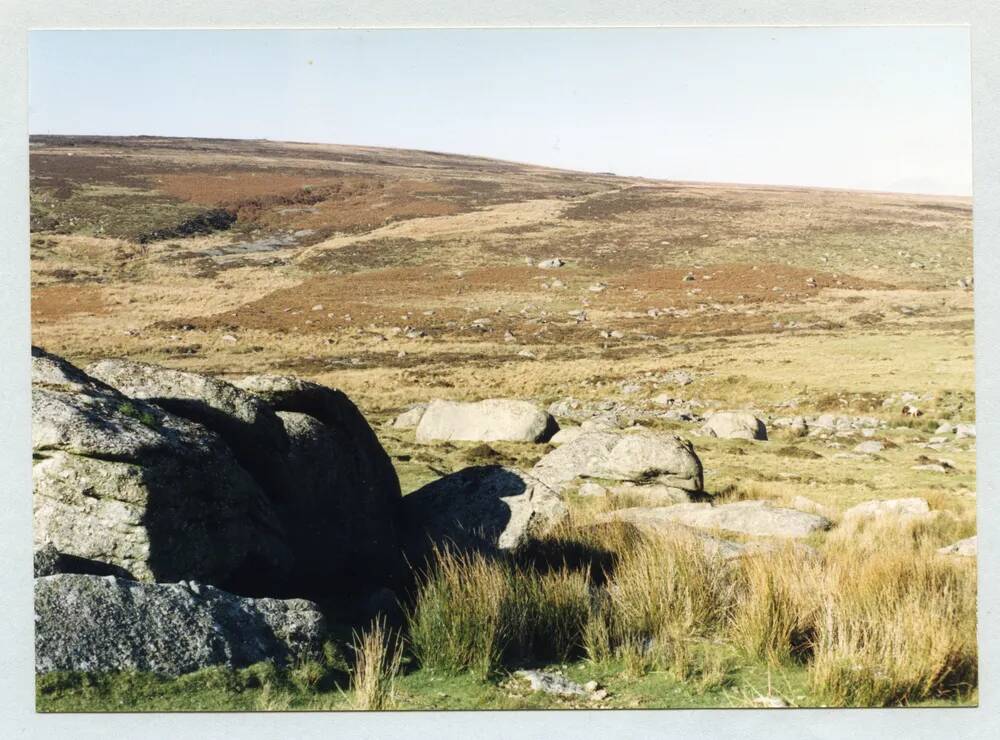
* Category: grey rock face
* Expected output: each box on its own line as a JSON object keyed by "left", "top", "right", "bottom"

{"left": 35, "top": 574, "right": 325, "bottom": 676}
{"left": 402, "top": 465, "right": 568, "bottom": 556}
{"left": 86, "top": 359, "right": 290, "bottom": 499}
{"left": 275, "top": 410, "right": 404, "bottom": 593}
{"left": 234, "top": 374, "right": 402, "bottom": 512}
{"left": 589, "top": 512, "right": 746, "bottom": 559}
{"left": 698, "top": 411, "right": 768, "bottom": 441}
{"left": 531, "top": 430, "right": 703, "bottom": 494}
{"left": 238, "top": 375, "right": 404, "bottom": 594}
{"left": 415, "top": 399, "right": 557, "bottom": 443}
{"left": 32, "top": 347, "right": 290, "bottom": 592}
{"left": 607, "top": 483, "right": 693, "bottom": 505}
{"left": 34, "top": 349, "right": 404, "bottom": 600}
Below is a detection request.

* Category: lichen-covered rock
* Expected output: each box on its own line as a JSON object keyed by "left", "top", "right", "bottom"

{"left": 415, "top": 399, "right": 557, "bottom": 443}
{"left": 32, "top": 347, "right": 290, "bottom": 592}
{"left": 86, "top": 359, "right": 290, "bottom": 498}
{"left": 33, "top": 544, "right": 62, "bottom": 577}
{"left": 698, "top": 411, "right": 768, "bottom": 441}
{"left": 402, "top": 465, "right": 567, "bottom": 556}
{"left": 34, "top": 574, "right": 326, "bottom": 676}
{"left": 531, "top": 430, "right": 703, "bottom": 493}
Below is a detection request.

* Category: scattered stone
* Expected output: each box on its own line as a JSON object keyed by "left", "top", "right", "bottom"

{"left": 587, "top": 512, "right": 764, "bottom": 560}
{"left": 532, "top": 430, "right": 703, "bottom": 494}
{"left": 699, "top": 411, "right": 768, "bottom": 441}
{"left": 515, "top": 670, "right": 586, "bottom": 697}
{"left": 752, "top": 695, "right": 789, "bottom": 709}
{"left": 843, "top": 497, "right": 930, "bottom": 520}
{"left": 537, "top": 258, "right": 565, "bottom": 269}
{"left": 415, "top": 399, "right": 557, "bottom": 443}
{"left": 912, "top": 462, "right": 952, "bottom": 473}
{"left": 663, "top": 369, "right": 695, "bottom": 386}
{"left": 391, "top": 403, "right": 428, "bottom": 429}
{"left": 937, "top": 536, "right": 977, "bottom": 557}
{"left": 853, "top": 440, "right": 884, "bottom": 455}
{"left": 956, "top": 423, "right": 976, "bottom": 439}
{"left": 35, "top": 574, "right": 326, "bottom": 676}
{"left": 775, "top": 445, "right": 822, "bottom": 460}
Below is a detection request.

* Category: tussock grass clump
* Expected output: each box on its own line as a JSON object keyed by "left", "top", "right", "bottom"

{"left": 405, "top": 510, "right": 977, "bottom": 706}
{"left": 509, "top": 565, "right": 592, "bottom": 663}
{"left": 585, "top": 529, "right": 737, "bottom": 679}
{"left": 727, "top": 548, "right": 822, "bottom": 664}
{"left": 607, "top": 529, "right": 734, "bottom": 641}
{"left": 808, "top": 547, "right": 977, "bottom": 706}
{"left": 407, "top": 546, "right": 592, "bottom": 678}
{"left": 407, "top": 548, "right": 510, "bottom": 679}
{"left": 351, "top": 617, "right": 403, "bottom": 711}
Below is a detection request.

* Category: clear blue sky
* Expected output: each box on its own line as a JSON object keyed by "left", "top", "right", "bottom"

{"left": 29, "top": 28, "right": 972, "bottom": 195}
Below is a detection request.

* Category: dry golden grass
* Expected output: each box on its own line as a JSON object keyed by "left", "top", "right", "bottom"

{"left": 406, "top": 546, "right": 592, "bottom": 679}
{"left": 350, "top": 617, "right": 403, "bottom": 711}
{"left": 522, "top": 508, "right": 977, "bottom": 706}
{"left": 809, "top": 546, "right": 977, "bottom": 706}
{"left": 727, "top": 547, "right": 822, "bottom": 664}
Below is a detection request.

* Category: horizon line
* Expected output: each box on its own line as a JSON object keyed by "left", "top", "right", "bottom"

{"left": 28, "top": 131, "right": 974, "bottom": 200}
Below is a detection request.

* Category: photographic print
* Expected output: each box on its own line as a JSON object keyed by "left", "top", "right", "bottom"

{"left": 28, "top": 28, "right": 976, "bottom": 711}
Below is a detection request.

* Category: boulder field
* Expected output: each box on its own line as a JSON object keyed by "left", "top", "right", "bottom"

{"left": 31, "top": 347, "right": 890, "bottom": 677}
